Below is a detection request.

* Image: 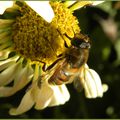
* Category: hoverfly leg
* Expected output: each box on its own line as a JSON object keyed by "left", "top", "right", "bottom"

{"left": 37, "top": 75, "right": 43, "bottom": 89}
{"left": 57, "top": 53, "right": 63, "bottom": 58}
{"left": 46, "top": 57, "right": 64, "bottom": 71}
{"left": 35, "top": 60, "right": 47, "bottom": 72}
{"left": 42, "top": 62, "right": 47, "bottom": 72}
{"left": 40, "top": 55, "right": 64, "bottom": 72}
{"left": 57, "top": 29, "right": 70, "bottom": 48}
{"left": 64, "top": 39, "right": 69, "bottom": 48}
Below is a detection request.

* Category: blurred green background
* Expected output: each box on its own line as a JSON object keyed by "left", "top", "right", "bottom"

{"left": 0, "top": 1, "right": 120, "bottom": 118}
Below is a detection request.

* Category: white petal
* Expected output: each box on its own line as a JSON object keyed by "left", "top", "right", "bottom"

{"left": 25, "top": 1, "right": 54, "bottom": 23}
{"left": 0, "top": 56, "right": 19, "bottom": 66}
{"left": 89, "top": 69, "right": 103, "bottom": 97}
{"left": 82, "top": 66, "right": 103, "bottom": 98}
{"left": 0, "top": 19, "right": 14, "bottom": 28}
{"left": 0, "top": 62, "right": 21, "bottom": 86}
{"left": 92, "top": 1, "right": 104, "bottom": 6}
{"left": 0, "top": 61, "right": 14, "bottom": 71}
{"left": 84, "top": 69, "right": 98, "bottom": 98}
{"left": 33, "top": 82, "right": 53, "bottom": 110}
{"left": 69, "top": 1, "right": 104, "bottom": 11}
{"left": 33, "top": 81, "right": 70, "bottom": 109}
{"left": 64, "top": 1, "right": 76, "bottom": 7}
{"left": 59, "top": 84, "right": 70, "bottom": 102}
{"left": 69, "top": 1, "right": 93, "bottom": 11}
{"left": 9, "top": 90, "right": 35, "bottom": 115}
{"left": 0, "top": 64, "right": 33, "bottom": 97}
{"left": 49, "top": 85, "right": 70, "bottom": 107}
{"left": 0, "top": 1, "right": 13, "bottom": 14}
{"left": 102, "top": 84, "right": 108, "bottom": 93}
{"left": 0, "top": 50, "right": 10, "bottom": 60}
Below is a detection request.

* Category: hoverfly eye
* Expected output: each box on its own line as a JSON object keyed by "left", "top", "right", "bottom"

{"left": 71, "top": 38, "right": 91, "bottom": 49}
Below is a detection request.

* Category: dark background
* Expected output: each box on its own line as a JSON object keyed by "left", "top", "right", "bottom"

{"left": 0, "top": 1, "right": 120, "bottom": 118}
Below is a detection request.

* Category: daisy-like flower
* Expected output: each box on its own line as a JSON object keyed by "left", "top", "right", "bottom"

{"left": 0, "top": 1, "right": 105, "bottom": 115}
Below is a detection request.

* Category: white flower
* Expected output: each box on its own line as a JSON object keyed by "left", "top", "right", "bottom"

{"left": 0, "top": 1, "right": 54, "bottom": 23}
{"left": 0, "top": 1, "right": 106, "bottom": 116}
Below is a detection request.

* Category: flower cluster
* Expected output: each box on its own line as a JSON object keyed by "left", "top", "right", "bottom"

{"left": 0, "top": 1, "right": 106, "bottom": 116}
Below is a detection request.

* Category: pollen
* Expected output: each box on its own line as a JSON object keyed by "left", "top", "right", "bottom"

{"left": 12, "top": 1, "right": 80, "bottom": 65}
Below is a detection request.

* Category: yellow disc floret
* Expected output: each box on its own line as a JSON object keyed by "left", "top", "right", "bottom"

{"left": 12, "top": 1, "right": 80, "bottom": 66}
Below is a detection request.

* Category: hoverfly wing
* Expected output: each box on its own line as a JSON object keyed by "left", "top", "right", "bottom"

{"left": 73, "top": 75, "right": 84, "bottom": 92}
{"left": 38, "top": 58, "right": 66, "bottom": 86}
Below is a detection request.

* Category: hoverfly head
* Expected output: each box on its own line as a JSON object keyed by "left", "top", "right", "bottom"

{"left": 71, "top": 34, "right": 91, "bottom": 49}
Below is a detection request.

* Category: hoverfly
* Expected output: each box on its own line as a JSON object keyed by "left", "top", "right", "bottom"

{"left": 37, "top": 33, "right": 91, "bottom": 91}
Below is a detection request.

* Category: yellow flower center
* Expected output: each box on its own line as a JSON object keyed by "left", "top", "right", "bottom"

{"left": 12, "top": 1, "right": 80, "bottom": 65}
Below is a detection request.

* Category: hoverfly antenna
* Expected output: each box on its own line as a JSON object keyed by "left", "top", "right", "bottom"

{"left": 57, "top": 29, "right": 71, "bottom": 48}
